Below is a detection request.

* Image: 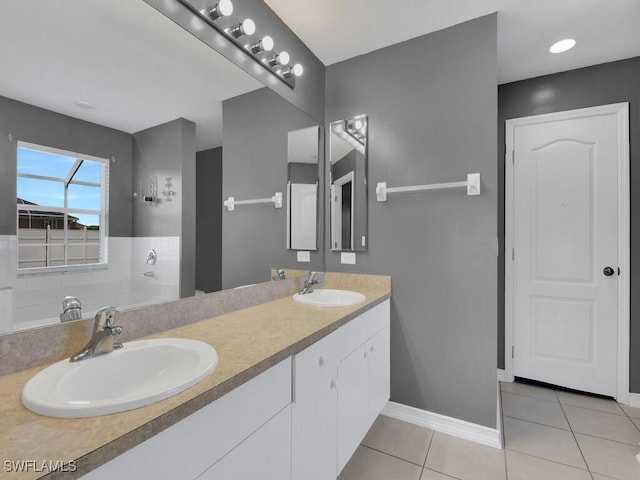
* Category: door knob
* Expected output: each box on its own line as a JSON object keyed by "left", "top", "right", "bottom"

{"left": 603, "top": 266, "right": 616, "bottom": 277}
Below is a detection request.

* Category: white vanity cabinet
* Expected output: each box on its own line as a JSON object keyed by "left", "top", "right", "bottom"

{"left": 80, "top": 358, "right": 292, "bottom": 480}
{"left": 80, "top": 298, "right": 390, "bottom": 480}
{"left": 292, "top": 299, "right": 391, "bottom": 479}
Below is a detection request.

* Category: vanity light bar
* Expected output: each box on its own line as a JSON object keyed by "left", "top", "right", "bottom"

{"left": 179, "top": 0, "right": 303, "bottom": 89}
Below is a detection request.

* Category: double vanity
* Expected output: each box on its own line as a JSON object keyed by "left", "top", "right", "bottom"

{"left": 0, "top": 272, "right": 390, "bottom": 479}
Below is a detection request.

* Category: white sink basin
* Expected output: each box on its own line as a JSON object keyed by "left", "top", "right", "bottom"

{"left": 22, "top": 338, "right": 218, "bottom": 418}
{"left": 293, "top": 289, "right": 366, "bottom": 307}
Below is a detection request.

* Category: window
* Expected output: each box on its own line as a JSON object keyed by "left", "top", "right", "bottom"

{"left": 16, "top": 142, "right": 109, "bottom": 270}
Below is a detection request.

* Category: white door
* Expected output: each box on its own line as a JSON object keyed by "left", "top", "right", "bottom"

{"left": 508, "top": 105, "right": 627, "bottom": 397}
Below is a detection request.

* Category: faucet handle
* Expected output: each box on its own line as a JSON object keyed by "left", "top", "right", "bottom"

{"left": 94, "top": 306, "right": 118, "bottom": 329}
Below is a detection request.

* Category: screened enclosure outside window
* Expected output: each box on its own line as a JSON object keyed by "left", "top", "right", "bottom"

{"left": 16, "top": 142, "right": 109, "bottom": 270}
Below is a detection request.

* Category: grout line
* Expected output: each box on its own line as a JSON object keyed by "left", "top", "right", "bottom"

{"left": 359, "top": 444, "right": 425, "bottom": 469}
{"left": 422, "top": 429, "right": 435, "bottom": 467}
{"left": 502, "top": 390, "right": 562, "bottom": 406}
{"left": 504, "top": 445, "right": 592, "bottom": 474}
{"left": 421, "top": 467, "right": 462, "bottom": 480}
{"left": 503, "top": 414, "right": 571, "bottom": 432}
{"left": 557, "top": 399, "right": 595, "bottom": 479}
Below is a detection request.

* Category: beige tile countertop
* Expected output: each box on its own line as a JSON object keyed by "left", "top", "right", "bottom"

{"left": 0, "top": 273, "right": 390, "bottom": 479}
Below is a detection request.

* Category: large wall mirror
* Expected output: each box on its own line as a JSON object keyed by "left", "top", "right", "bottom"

{"left": 0, "top": 0, "right": 315, "bottom": 334}
{"left": 329, "top": 115, "right": 368, "bottom": 251}
{"left": 286, "top": 125, "right": 320, "bottom": 251}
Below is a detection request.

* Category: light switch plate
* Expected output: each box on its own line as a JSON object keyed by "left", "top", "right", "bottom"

{"left": 341, "top": 252, "right": 356, "bottom": 265}
{"left": 297, "top": 251, "right": 310, "bottom": 263}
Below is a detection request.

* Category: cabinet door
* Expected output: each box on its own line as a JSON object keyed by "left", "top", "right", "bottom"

{"left": 368, "top": 326, "right": 390, "bottom": 427}
{"left": 196, "top": 406, "right": 292, "bottom": 480}
{"left": 291, "top": 331, "right": 340, "bottom": 480}
{"left": 336, "top": 342, "right": 370, "bottom": 475}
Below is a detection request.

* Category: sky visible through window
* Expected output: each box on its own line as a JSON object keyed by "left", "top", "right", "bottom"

{"left": 17, "top": 147, "right": 102, "bottom": 227}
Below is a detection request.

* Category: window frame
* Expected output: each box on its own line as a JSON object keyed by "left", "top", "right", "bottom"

{"left": 16, "top": 141, "right": 110, "bottom": 274}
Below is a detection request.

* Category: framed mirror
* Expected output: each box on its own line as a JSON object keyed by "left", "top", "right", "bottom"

{"left": 329, "top": 115, "right": 368, "bottom": 251}
{"left": 286, "top": 125, "right": 320, "bottom": 251}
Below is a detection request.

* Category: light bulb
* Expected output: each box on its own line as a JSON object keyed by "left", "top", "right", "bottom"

{"left": 206, "top": 0, "right": 233, "bottom": 20}
{"left": 279, "top": 51, "right": 290, "bottom": 66}
{"left": 292, "top": 63, "right": 303, "bottom": 77}
{"left": 261, "top": 35, "right": 274, "bottom": 52}
{"left": 229, "top": 18, "right": 255, "bottom": 38}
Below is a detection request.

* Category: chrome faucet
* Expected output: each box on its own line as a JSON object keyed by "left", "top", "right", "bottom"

{"left": 70, "top": 307, "right": 123, "bottom": 362}
{"left": 299, "top": 271, "right": 320, "bottom": 295}
{"left": 60, "top": 296, "right": 82, "bottom": 322}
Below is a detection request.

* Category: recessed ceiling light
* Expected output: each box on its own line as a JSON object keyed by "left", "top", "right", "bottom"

{"left": 549, "top": 39, "right": 576, "bottom": 54}
{"left": 75, "top": 100, "right": 96, "bottom": 109}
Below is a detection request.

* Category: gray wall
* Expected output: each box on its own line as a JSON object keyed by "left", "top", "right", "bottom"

{"left": 196, "top": 147, "right": 223, "bottom": 293}
{"left": 144, "top": 0, "right": 325, "bottom": 125}
{"left": 222, "top": 87, "right": 323, "bottom": 288}
{"left": 132, "top": 118, "right": 196, "bottom": 297}
{"left": 0, "top": 96, "right": 133, "bottom": 237}
{"left": 498, "top": 56, "right": 640, "bottom": 392}
{"left": 325, "top": 15, "right": 498, "bottom": 427}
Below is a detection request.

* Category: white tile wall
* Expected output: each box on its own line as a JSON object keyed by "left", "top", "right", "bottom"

{"left": 0, "top": 236, "right": 180, "bottom": 331}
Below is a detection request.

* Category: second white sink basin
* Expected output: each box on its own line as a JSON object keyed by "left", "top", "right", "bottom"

{"left": 22, "top": 338, "right": 218, "bottom": 418}
{"left": 293, "top": 289, "right": 366, "bottom": 307}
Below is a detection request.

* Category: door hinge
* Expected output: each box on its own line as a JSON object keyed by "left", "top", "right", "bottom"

{"left": 512, "top": 345, "right": 515, "bottom": 359}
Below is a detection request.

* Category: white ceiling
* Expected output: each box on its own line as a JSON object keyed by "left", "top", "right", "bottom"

{"left": 0, "top": 0, "right": 261, "bottom": 151}
{"left": 1, "top": 0, "right": 639, "bottom": 151}
{"left": 265, "top": 0, "right": 640, "bottom": 84}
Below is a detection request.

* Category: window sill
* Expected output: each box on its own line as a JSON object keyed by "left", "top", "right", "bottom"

{"left": 16, "top": 263, "right": 108, "bottom": 278}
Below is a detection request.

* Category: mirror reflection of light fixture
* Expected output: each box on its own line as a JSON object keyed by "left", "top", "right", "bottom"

{"left": 228, "top": 18, "right": 255, "bottom": 38}
{"left": 267, "top": 51, "right": 290, "bottom": 68}
{"left": 247, "top": 35, "right": 274, "bottom": 54}
{"left": 281, "top": 63, "right": 304, "bottom": 78}
{"left": 204, "top": 0, "right": 233, "bottom": 20}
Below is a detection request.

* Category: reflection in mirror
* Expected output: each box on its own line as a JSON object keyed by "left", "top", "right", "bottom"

{"left": 329, "top": 115, "right": 368, "bottom": 251}
{"left": 0, "top": 0, "right": 265, "bottom": 334}
{"left": 286, "top": 126, "right": 320, "bottom": 251}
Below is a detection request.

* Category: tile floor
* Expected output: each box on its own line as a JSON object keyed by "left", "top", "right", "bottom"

{"left": 338, "top": 381, "right": 640, "bottom": 480}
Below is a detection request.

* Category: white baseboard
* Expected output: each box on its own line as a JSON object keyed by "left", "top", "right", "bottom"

{"left": 382, "top": 401, "right": 502, "bottom": 450}
{"left": 497, "top": 369, "right": 506, "bottom": 382}
{"left": 629, "top": 393, "right": 640, "bottom": 408}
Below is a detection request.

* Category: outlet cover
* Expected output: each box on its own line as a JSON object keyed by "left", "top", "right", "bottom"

{"left": 297, "top": 251, "right": 311, "bottom": 262}
{"left": 341, "top": 252, "right": 356, "bottom": 265}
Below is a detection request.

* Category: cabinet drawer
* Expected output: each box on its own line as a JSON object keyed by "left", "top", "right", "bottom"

{"left": 82, "top": 358, "right": 292, "bottom": 480}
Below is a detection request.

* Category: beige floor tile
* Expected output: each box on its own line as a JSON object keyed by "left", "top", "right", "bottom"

{"left": 420, "top": 469, "right": 460, "bottom": 480}
{"left": 632, "top": 417, "right": 640, "bottom": 430}
{"left": 505, "top": 450, "right": 591, "bottom": 480}
{"left": 621, "top": 404, "right": 640, "bottom": 419}
{"left": 591, "top": 475, "right": 628, "bottom": 480}
{"left": 575, "top": 433, "right": 640, "bottom": 480}
{"left": 501, "top": 391, "right": 569, "bottom": 429}
{"left": 424, "top": 432, "right": 505, "bottom": 480}
{"left": 556, "top": 391, "right": 625, "bottom": 415}
{"left": 500, "top": 382, "right": 559, "bottom": 402}
{"left": 338, "top": 446, "right": 423, "bottom": 480}
{"left": 362, "top": 415, "right": 434, "bottom": 466}
{"left": 563, "top": 405, "right": 640, "bottom": 446}
{"left": 503, "top": 416, "right": 586, "bottom": 469}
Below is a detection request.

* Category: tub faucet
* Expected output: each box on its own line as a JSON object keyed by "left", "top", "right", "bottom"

{"left": 299, "top": 271, "right": 320, "bottom": 295}
{"left": 60, "top": 296, "right": 82, "bottom": 322}
{"left": 70, "top": 307, "right": 123, "bottom": 362}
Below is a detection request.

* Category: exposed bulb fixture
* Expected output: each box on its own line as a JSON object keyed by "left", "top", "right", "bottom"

{"left": 281, "top": 63, "right": 304, "bottom": 78}
{"left": 267, "top": 51, "right": 289, "bottom": 67}
{"left": 549, "top": 38, "right": 576, "bottom": 54}
{"left": 205, "top": 0, "right": 233, "bottom": 20}
{"left": 248, "top": 35, "right": 274, "bottom": 54}
{"left": 228, "top": 18, "right": 255, "bottom": 38}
